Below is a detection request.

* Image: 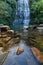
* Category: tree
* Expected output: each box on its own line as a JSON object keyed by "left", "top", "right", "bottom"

{"left": 0, "top": 0, "right": 17, "bottom": 29}
{"left": 30, "top": 0, "right": 43, "bottom": 25}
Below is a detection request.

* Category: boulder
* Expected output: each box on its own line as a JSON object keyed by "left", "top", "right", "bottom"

{"left": 7, "top": 30, "right": 14, "bottom": 36}
{"left": 16, "top": 48, "right": 24, "bottom": 55}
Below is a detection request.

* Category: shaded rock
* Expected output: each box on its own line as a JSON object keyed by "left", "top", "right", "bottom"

{"left": 16, "top": 48, "right": 24, "bottom": 55}
{"left": 14, "top": 35, "right": 21, "bottom": 38}
{"left": 7, "top": 30, "right": 14, "bottom": 36}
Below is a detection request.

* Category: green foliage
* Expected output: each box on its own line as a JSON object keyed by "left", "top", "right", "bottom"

{"left": 30, "top": 0, "right": 43, "bottom": 25}
{"left": 0, "top": 0, "right": 17, "bottom": 29}
{"left": 0, "top": 1, "right": 12, "bottom": 18}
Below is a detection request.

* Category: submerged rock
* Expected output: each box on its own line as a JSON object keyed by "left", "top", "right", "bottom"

{"left": 16, "top": 48, "right": 24, "bottom": 55}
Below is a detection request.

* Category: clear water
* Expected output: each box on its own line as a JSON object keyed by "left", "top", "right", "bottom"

{"left": 3, "top": 40, "right": 40, "bottom": 65}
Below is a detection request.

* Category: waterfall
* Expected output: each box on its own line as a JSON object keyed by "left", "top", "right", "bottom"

{"left": 13, "top": 0, "right": 30, "bottom": 31}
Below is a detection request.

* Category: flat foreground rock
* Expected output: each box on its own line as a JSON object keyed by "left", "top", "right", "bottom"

{"left": 31, "top": 47, "right": 43, "bottom": 63}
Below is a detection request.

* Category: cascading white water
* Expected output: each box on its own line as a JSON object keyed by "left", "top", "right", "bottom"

{"left": 23, "top": 0, "right": 30, "bottom": 28}
{"left": 13, "top": 0, "right": 30, "bottom": 31}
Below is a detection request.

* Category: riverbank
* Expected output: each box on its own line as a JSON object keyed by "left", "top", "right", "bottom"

{"left": 31, "top": 47, "right": 43, "bottom": 63}
{"left": 0, "top": 36, "right": 20, "bottom": 52}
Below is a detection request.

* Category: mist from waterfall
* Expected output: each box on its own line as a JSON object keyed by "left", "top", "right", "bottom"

{"left": 13, "top": 0, "right": 30, "bottom": 31}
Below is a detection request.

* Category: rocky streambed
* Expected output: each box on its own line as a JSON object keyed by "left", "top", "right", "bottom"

{"left": 0, "top": 29, "right": 43, "bottom": 65}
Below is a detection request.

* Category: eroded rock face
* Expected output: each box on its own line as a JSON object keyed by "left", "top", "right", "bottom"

{"left": 16, "top": 48, "right": 24, "bottom": 55}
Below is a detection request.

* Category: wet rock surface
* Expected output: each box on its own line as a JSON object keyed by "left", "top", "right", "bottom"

{"left": 31, "top": 47, "right": 43, "bottom": 63}
{"left": 16, "top": 48, "right": 24, "bottom": 55}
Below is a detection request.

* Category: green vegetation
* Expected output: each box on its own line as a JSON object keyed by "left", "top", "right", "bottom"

{"left": 30, "top": 0, "right": 43, "bottom": 24}
{"left": 0, "top": 0, "right": 17, "bottom": 29}
{"left": 0, "top": 0, "right": 43, "bottom": 27}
